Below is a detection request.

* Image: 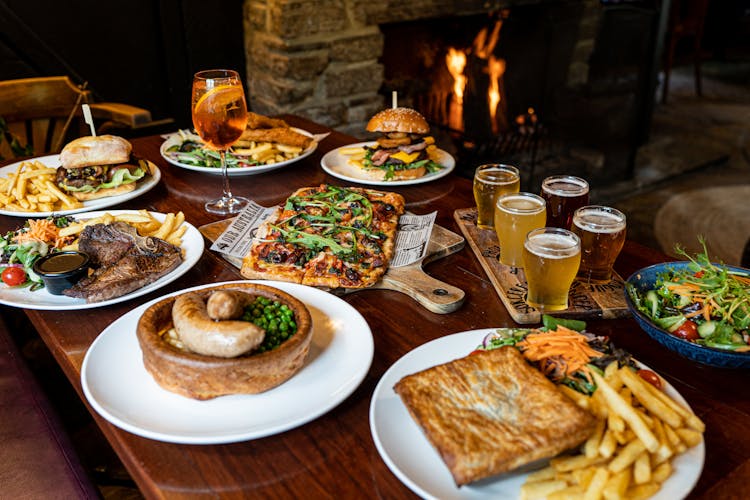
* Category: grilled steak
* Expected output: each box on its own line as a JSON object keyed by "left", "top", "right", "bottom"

{"left": 78, "top": 221, "right": 141, "bottom": 267}
{"left": 65, "top": 223, "right": 183, "bottom": 302}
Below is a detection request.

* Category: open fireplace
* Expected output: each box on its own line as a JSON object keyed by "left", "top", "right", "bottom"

{"left": 245, "top": 0, "right": 666, "bottom": 186}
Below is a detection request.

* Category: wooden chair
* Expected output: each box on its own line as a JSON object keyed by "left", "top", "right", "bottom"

{"left": 661, "top": 0, "right": 710, "bottom": 104}
{"left": 0, "top": 76, "right": 154, "bottom": 158}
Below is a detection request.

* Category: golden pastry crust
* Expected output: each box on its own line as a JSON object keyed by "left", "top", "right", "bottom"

{"left": 394, "top": 347, "right": 597, "bottom": 486}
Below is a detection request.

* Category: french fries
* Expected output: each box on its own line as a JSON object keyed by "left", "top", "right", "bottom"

{"left": 233, "top": 140, "right": 304, "bottom": 165}
{"left": 60, "top": 210, "right": 187, "bottom": 251}
{"left": 521, "top": 362, "right": 704, "bottom": 500}
{"left": 0, "top": 160, "right": 83, "bottom": 212}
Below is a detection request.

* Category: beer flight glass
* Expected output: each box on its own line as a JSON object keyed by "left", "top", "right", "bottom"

{"left": 540, "top": 175, "right": 589, "bottom": 229}
{"left": 572, "top": 205, "right": 627, "bottom": 283}
{"left": 191, "top": 69, "right": 249, "bottom": 215}
{"left": 494, "top": 192, "right": 546, "bottom": 268}
{"left": 523, "top": 227, "right": 581, "bottom": 311}
{"left": 473, "top": 164, "right": 520, "bottom": 229}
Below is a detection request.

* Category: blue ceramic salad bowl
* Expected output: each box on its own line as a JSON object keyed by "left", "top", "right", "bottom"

{"left": 625, "top": 261, "right": 750, "bottom": 369}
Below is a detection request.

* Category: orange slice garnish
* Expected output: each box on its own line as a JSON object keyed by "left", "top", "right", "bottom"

{"left": 194, "top": 85, "right": 245, "bottom": 116}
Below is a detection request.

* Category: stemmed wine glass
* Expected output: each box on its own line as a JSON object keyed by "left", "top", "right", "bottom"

{"left": 191, "top": 69, "right": 249, "bottom": 215}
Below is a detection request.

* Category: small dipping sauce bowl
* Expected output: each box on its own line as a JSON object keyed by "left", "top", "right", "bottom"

{"left": 32, "top": 251, "right": 90, "bottom": 295}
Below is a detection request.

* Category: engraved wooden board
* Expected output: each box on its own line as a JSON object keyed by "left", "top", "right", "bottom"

{"left": 199, "top": 218, "right": 466, "bottom": 314}
{"left": 454, "top": 207, "right": 630, "bottom": 324}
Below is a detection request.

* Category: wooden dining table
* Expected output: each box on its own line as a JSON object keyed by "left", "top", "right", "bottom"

{"left": 0, "top": 116, "right": 747, "bottom": 499}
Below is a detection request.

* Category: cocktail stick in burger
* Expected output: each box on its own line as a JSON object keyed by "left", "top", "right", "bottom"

{"left": 56, "top": 135, "right": 154, "bottom": 201}
{"left": 360, "top": 107, "right": 443, "bottom": 181}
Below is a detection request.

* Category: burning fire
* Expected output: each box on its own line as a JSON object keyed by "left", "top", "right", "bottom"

{"left": 444, "top": 17, "right": 507, "bottom": 134}
{"left": 445, "top": 48, "right": 467, "bottom": 130}
{"left": 487, "top": 55, "right": 506, "bottom": 134}
{"left": 445, "top": 48, "right": 467, "bottom": 104}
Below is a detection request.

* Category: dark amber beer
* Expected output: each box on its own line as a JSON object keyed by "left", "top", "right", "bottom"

{"left": 522, "top": 227, "right": 581, "bottom": 311}
{"left": 572, "top": 205, "right": 627, "bottom": 283}
{"left": 541, "top": 175, "right": 590, "bottom": 229}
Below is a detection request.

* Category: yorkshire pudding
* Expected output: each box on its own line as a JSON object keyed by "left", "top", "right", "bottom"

{"left": 136, "top": 283, "right": 312, "bottom": 400}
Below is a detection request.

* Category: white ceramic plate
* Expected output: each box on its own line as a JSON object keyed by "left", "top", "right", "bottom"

{"left": 160, "top": 128, "right": 318, "bottom": 176}
{"left": 370, "top": 329, "right": 705, "bottom": 500}
{"left": 0, "top": 210, "right": 203, "bottom": 310}
{"left": 0, "top": 155, "right": 161, "bottom": 217}
{"left": 320, "top": 141, "right": 455, "bottom": 186}
{"left": 81, "top": 280, "right": 374, "bottom": 444}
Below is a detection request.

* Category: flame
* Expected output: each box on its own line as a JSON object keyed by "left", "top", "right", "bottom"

{"left": 441, "top": 15, "right": 509, "bottom": 133}
{"left": 445, "top": 48, "right": 467, "bottom": 104}
{"left": 487, "top": 55, "right": 506, "bottom": 134}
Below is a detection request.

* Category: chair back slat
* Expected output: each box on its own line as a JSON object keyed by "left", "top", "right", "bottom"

{"left": 0, "top": 77, "right": 89, "bottom": 156}
{"left": 30, "top": 118, "right": 52, "bottom": 156}
{"left": 1, "top": 75, "right": 158, "bottom": 157}
{"left": 0, "top": 77, "right": 89, "bottom": 121}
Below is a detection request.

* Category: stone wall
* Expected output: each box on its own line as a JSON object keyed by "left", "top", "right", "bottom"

{"left": 243, "top": 0, "right": 599, "bottom": 136}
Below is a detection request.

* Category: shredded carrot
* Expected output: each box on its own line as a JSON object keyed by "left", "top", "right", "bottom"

{"left": 667, "top": 283, "right": 700, "bottom": 293}
{"left": 13, "top": 219, "right": 68, "bottom": 248}
{"left": 684, "top": 308, "right": 704, "bottom": 319}
{"left": 516, "top": 326, "right": 602, "bottom": 384}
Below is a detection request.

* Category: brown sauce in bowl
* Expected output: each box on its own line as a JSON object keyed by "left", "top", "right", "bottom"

{"left": 37, "top": 252, "right": 87, "bottom": 274}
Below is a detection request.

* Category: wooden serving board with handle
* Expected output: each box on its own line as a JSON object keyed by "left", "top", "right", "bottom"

{"left": 199, "top": 218, "right": 466, "bottom": 314}
{"left": 454, "top": 207, "right": 630, "bottom": 324}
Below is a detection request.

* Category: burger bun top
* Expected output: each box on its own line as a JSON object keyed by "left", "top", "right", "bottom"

{"left": 60, "top": 135, "right": 132, "bottom": 169}
{"left": 366, "top": 107, "right": 429, "bottom": 134}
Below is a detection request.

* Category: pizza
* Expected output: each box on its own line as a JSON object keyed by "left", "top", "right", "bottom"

{"left": 241, "top": 184, "right": 405, "bottom": 288}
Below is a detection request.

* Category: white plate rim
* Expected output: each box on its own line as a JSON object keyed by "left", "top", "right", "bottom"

{"left": 160, "top": 128, "right": 318, "bottom": 176}
{"left": 81, "top": 280, "right": 374, "bottom": 444}
{"left": 369, "top": 328, "right": 705, "bottom": 500}
{"left": 0, "top": 155, "right": 161, "bottom": 217}
{"left": 320, "top": 141, "right": 456, "bottom": 186}
{"left": 0, "top": 209, "right": 203, "bottom": 310}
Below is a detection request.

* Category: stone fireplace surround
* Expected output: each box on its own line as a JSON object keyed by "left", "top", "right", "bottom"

{"left": 244, "top": 0, "right": 601, "bottom": 138}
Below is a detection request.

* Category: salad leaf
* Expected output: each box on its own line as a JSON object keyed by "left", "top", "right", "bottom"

{"left": 628, "top": 239, "right": 750, "bottom": 352}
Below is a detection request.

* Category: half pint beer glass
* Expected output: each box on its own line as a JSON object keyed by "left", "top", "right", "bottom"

{"left": 523, "top": 227, "right": 581, "bottom": 311}
{"left": 572, "top": 205, "right": 627, "bottom": 283}
{"left": 473, "top": 164, "right": 520, "bottom": 229}
{"left": 494, "top": 192, "right": 546, "bottom": 268}
{"left": 540, "top": 175, "right": 589, "bottom": 229}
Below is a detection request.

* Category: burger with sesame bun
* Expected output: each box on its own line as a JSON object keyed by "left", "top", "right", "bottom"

{"left": 362, "top": 107, "right": 443, "bottom": 181}
{"left": 56, "top": 135, "right": 155, "bottom": 201}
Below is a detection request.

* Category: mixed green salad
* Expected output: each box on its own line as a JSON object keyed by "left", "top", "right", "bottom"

{"left": 0, "top": 216, "right": 73, "bottom": 290}
{"left": 473, "top": 316, "right": 637, "bottom": 395}
{"left": 627, "top": 242, "right": 750, "bottom": 352}
{"left": 164, "top": 130, "right": 262, "bottom": 169}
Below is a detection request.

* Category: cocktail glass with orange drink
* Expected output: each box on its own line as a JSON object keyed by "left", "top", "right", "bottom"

{"left": 192, "top": 69, "right": 249, "bottom": 215}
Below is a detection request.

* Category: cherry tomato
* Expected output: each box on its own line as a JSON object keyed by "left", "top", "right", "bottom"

{"left": 694, "top": 270, "right": 705, "bottom": 278}
{"left": 637, "top": 369, "right": 663, "bottom": 390}
{"left": 1, "top": 267, "right": 26, "bottom": 286}
{"left": 469, "top": 349, "right": 485, "bottom": 356}
{"left": 672, "top": 320, "right": 700, "bottom": 341}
